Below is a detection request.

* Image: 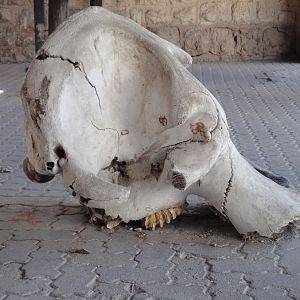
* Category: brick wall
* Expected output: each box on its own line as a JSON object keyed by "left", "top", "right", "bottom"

{"left": 0, "top": 0, "right": 299, "bottom": 63}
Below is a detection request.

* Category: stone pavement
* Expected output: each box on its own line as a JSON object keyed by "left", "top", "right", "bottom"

{"left": 0, "top": 62, "right": 300, "bottom": 300}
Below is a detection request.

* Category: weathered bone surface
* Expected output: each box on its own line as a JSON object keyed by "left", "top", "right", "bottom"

{"left": 21, "top": 7, "right": 300, "bottom": 237}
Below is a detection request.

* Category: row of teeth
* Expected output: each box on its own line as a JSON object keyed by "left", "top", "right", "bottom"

{"left": 86, "top": 206, "right": 182, "bottom": 230}
{"left": 143, "top": 207, "right": 182, "bottom": 230}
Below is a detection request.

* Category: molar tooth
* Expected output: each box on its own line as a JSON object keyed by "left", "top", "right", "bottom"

{"left": 158, "top": 212, "right": 165, "bottom": 228}
{"left": 169, "top": 208, "right": 177, "bottom": 219}
{"left": 162, "top": 210, "right": 172, "bottom": 224}
{"left": 150, "top": 214, "right": 157, "bottom": 230}
{"left": 174, "top": 207, "right": 182, "bottom": 216}
{"left": 144, "top": 216, "right": 150, "bottom": 229}
{"left": 155, "top": 212, "right": 161, "bottom": 225}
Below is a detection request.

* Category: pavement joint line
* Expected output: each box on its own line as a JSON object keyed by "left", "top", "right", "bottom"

{"left": 48, "top": 252, "right": 69, "bottom": 298}
{"left": 202, "top": 257, "right": 214, "bottom": 299}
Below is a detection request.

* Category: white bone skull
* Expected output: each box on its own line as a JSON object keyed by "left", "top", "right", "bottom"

{"left": 21, "top": 7, "right": 300, "bottom": 237}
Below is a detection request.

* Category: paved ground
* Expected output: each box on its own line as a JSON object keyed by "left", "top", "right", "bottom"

{"left": 0, "top": 62, "right": 300, "bottom": 300}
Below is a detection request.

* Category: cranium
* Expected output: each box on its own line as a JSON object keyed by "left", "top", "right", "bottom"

{"left": 21, "top": 7, "right": 300, "bottom": 237}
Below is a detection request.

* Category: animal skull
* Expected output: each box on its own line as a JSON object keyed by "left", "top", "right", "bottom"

{"left": 21, "top": 7, "right": 300, "bottom": 237}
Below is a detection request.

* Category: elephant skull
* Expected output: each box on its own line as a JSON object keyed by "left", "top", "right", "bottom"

{"left": 21, "top": 7, "right": 300, "bottom": 237}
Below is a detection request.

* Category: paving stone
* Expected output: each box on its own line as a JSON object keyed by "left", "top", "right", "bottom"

{"left": 13, "top": 229, "right": 76, "bottom": 241}
{"left": 23, "top": 249, "right": 67, "bottom": 280}
{"left": 90, "top": 281, "right": 130, "bottom": 299}
{"left": 70, "top": 249, "right": 133, "bottom": 268}
{"left": 0, "top": 240, "right": 38, "bottom": 264}
{"left": 276, "top": 247, "right": 300, "bottom": 275}
{"left": 211, "top": 257, "right": 278, "bottom": 274}
{"left": 210, "top": 272, "right": 247, "bottom": 300}
{"left": 249, "top": 286, "right": 290, "bottom": 300}
{"left": 0, "top": 263, "right": 51, "bottom": 296}
{"left": 178, "top": 242, "right": 241, "bottom": 260}
{"left": 96, "top": 264, "right": 168, "bottom": 285}
{"left": 250, "top": 272, "right": 300, "bottom": 293}
{"left": 50, "top": 213, "right": 87, "bottom": 231}
{"left": 0, "top": 206, "right": 57, "bottom": 230}
{"left": 0, "top": 229, "right": 14, "bottom": 244}
{"left": 104, "top": 230, "right": 141, "bottom": 255}
{"left": 50, "top": 264, "right": 98, "bottom": 298}
{"left": 242, "top": 239, "right": 276, "bottom": 260}
{"left": 41, "top": 239, "right": 105, "bottom": 256}
{"left": 141, "top": 283, "right": 206, "bottom": 300}
{"left": 138, "top": 242, "right": 174, "bottom": 269}
{"left": 131, "top": 293, "right": 156, "bottom": 300}
{"left": 277, "top": 236, "right": 300, "bottom": 250}
{"left": 170, "top": 254, "right": 206, "bottom": 285}
{"left": 76, "top": 226, "right": 113, "bottom": 242}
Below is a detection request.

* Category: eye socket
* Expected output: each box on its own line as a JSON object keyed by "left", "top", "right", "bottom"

{"left": 54, "top": 145, "right": 66, "bottom": 159}
{"left": 46, "top": 161, "right": 55, "bottom": 171}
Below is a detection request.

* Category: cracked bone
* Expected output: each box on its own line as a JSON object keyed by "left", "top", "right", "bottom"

{"left": 21, "top": 7, "right": 300, "bottom": 237}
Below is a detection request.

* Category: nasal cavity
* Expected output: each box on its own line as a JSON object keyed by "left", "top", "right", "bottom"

{"left": 46, "top": 161, "right": 55, "bottom": 171}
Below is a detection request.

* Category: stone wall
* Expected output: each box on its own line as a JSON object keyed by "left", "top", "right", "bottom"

{"left": 103, "top": 0, "right": 300, "bottom": 61}
{"left": 0, "top": 0, "right": 299, "bottom": 63}
{"left": 0, "top": 0, "right": 35, "bottom": 63}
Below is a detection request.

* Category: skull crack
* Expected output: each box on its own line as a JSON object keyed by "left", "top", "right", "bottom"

{"left": 36, "top": 50, "right": 102, "bottom": 110}
{"left": 221, "top": 156, "right": 233, "bottom": 218}
{"left": 91, "top": 121, "right": 120, "bottom": 155}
